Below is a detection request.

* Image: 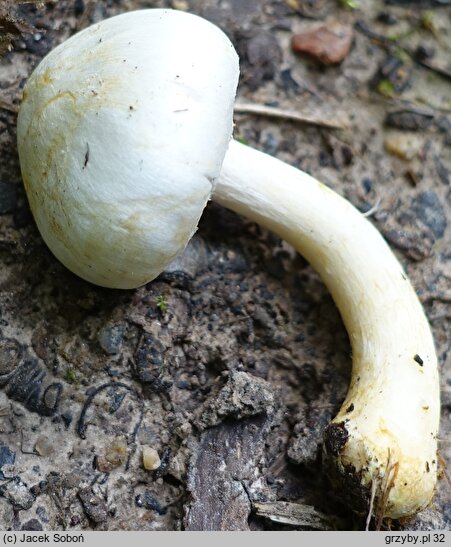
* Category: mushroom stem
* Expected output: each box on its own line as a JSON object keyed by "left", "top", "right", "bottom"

{"left": 214, "top": 139, "right": 440, "bottom": 519}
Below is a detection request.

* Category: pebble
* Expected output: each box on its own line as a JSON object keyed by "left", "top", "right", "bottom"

{"left": 34, "top": 436, "right": 54, "bottom": 457}
{"left": 142, "top": 446, "right": 161, "bottom": 471}
{"left": 412, "top": 191, "right": 446, "bottom": 239}
{"left": 292, "top": 23, "right": 353, "bottom": 65}
{"left": 361, "top": 177, "right": 373, "bottom": 194}
{"left": 97, "top": 323, "right": 125, "bottom": 355}
{"left": 42, "top": 383, "right": 62, "bottom": 414}
{"left": 78, "top": 488, "right": 108, "bottom": 524}
{"left": 176, "top": 422, "right": 192, "bottom": 439}
{"left": 415, "top": 44, "right": 435, "bottom": 62}
{"left": 0, "top": 477, "right": 35, "bottom": 510}
{"left": 35, "top": 506, "right": 49, "bottom": 523}
{"left": 384, "top": 133, "right": 423, "bottom": 160}
{"left": 21, "top": 519, "right": 42, "bottom": 531}
{"left": 385, "top": 109, "right": 434, "bottom": 131}
{"left": 0, "top": 442, "right": 15, "bottom": 479}
{"left": 70, "top": 515, "right": 81, "bottom": 526}
{"left": 384, "top": 228, "right": 433, "bottom": 262}
{"left": 97, "top": 437, "right": 128, "bottom": 472}
{"left": 376, "top": 12, "right": 399, "bottom": 25}
{"left": 163, "top": 236, "right": 208, "bottom": 279}
{"left": 171, "top": 0, "right": 189, "bottom": 9}
{"left": 135, "top": 491, "right": 167, "bottom": 515}
{"left": 0, "top": 337, "right": 22, "bottom": 376}
{"left": 61, "top": 411, "right": 73, "bottom": 429}
{"left": 435, "top": 157, "right": 450, "bottom": 186}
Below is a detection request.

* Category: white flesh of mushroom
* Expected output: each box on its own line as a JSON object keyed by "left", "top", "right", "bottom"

{"left": 16, "top": 9, "right": 440, "bottom": 520}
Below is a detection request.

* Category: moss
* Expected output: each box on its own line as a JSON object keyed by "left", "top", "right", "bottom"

{"left": 156, "top": 294, "right": 168, "bottom": 314}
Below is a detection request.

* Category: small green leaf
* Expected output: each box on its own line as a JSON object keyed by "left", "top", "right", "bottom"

{"left": 338, "top": 0, "right": 359, "bottom": 9}
{"left": 156, "top": 295, "right": 168, "bottom": 314}
{"left": 236, "top": 135, "right": 249, "bottom": 146}
{"left": 64, "top": 368, "right": 77, "bottom": 384}
{"left": 377, "top": 79, "right": 396, "bottom": 97}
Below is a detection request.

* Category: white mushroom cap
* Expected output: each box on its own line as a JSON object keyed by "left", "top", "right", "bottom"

{"left": 17, "top": 9, "right": 239, "bottom": 288}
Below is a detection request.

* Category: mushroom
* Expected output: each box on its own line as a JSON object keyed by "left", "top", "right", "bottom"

{"left": 16, "top": 9, "right": 439, "bottom": 520}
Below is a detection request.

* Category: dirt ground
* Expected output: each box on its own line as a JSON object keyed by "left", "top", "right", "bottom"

{"left": 0, "top": 0, "right": 449, "bottom": 532}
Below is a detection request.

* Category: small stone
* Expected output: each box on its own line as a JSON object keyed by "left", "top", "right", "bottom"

{"left": 0, "top": 465, "right": 15, "bottom": 479}
{"left": 435, "top": 156, "right": 450, "bottom": 186}
{"left": 415, "top": 44, "right": 435, "bottom": 62}
{"left": 132, "top": 334, "right": 172, "bottom": 392}
{"left": 0, "top": 477, "right": 35, "bottom": 510}
{"left": 61, "top": 411, "right": 73, "bottom": 429}
{"left": 97, "top": 323, "right": 125, "bottom": 355}
{"left": 96, "top": 437, "right": 127, "bottom": 473}
{"left": 0, "top": 442, "right": 15, "bottom": 479}
{"left": 411, "top": 192, "right": 446, "bottom": 239}
{"left": 142, "top": 447, "right": 161, "bottom": 471}
{"left": 0, "top": 337, "right": 22, "bottom": 375}
{"left": 171, "top": 0, "right": 189, "bottom": 10}
{"left": 163, "top": 236, "right": 208, "bottom": 280}
{"left": 361, "top": 177, "right": 373, "bottom": 194}
{"left": 42, "top": 383, "right": 62, "bottom": 415}
{"left": 384, "top": 133, "right": 423, "bottom": 160}
{"left": 135, "top": 491, "right": 166, "bottom": 515}
{"left": 36, "top": 506, "right": 49, "bottom": 523}
{"left": 292, "top": 23, "right": 353, "bottom": 65}
{"left": 21, "top": 519, "right": 42, "bottom": 531}
{"left": 168, "top": 449, "right": 187, "bottom": 481}
{"left": 385, "top": 109, "right": 434, "bottom": 131}
{"left": 376, "top": 12, "right": 399, "bottom": 25}
{"left": 383, "top": 228, "right": 433, "bottom": 262}
{"left": 70, "top": 515, "right": 81, "bottom": 527}
{"left": 34, "top": 436, "right": 54, "bottom": 457}
{"left": 78, "top": 487, "right": 108, "bottom": 524}
{"left": 176, "top": 422, "right": 192, "bottom": 438}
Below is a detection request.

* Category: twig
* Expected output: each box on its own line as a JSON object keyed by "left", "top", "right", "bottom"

{"left": 233, "top": 103, "right": 349, "bottom": 130}
{"left": 375, "top": 449, "right": 399, "bottom": 530}
{"left": 366, "top": 477, "right": 379, "bottom": 531}
{"left": 77, "top": 381, "right": 143, "bottom": 439}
